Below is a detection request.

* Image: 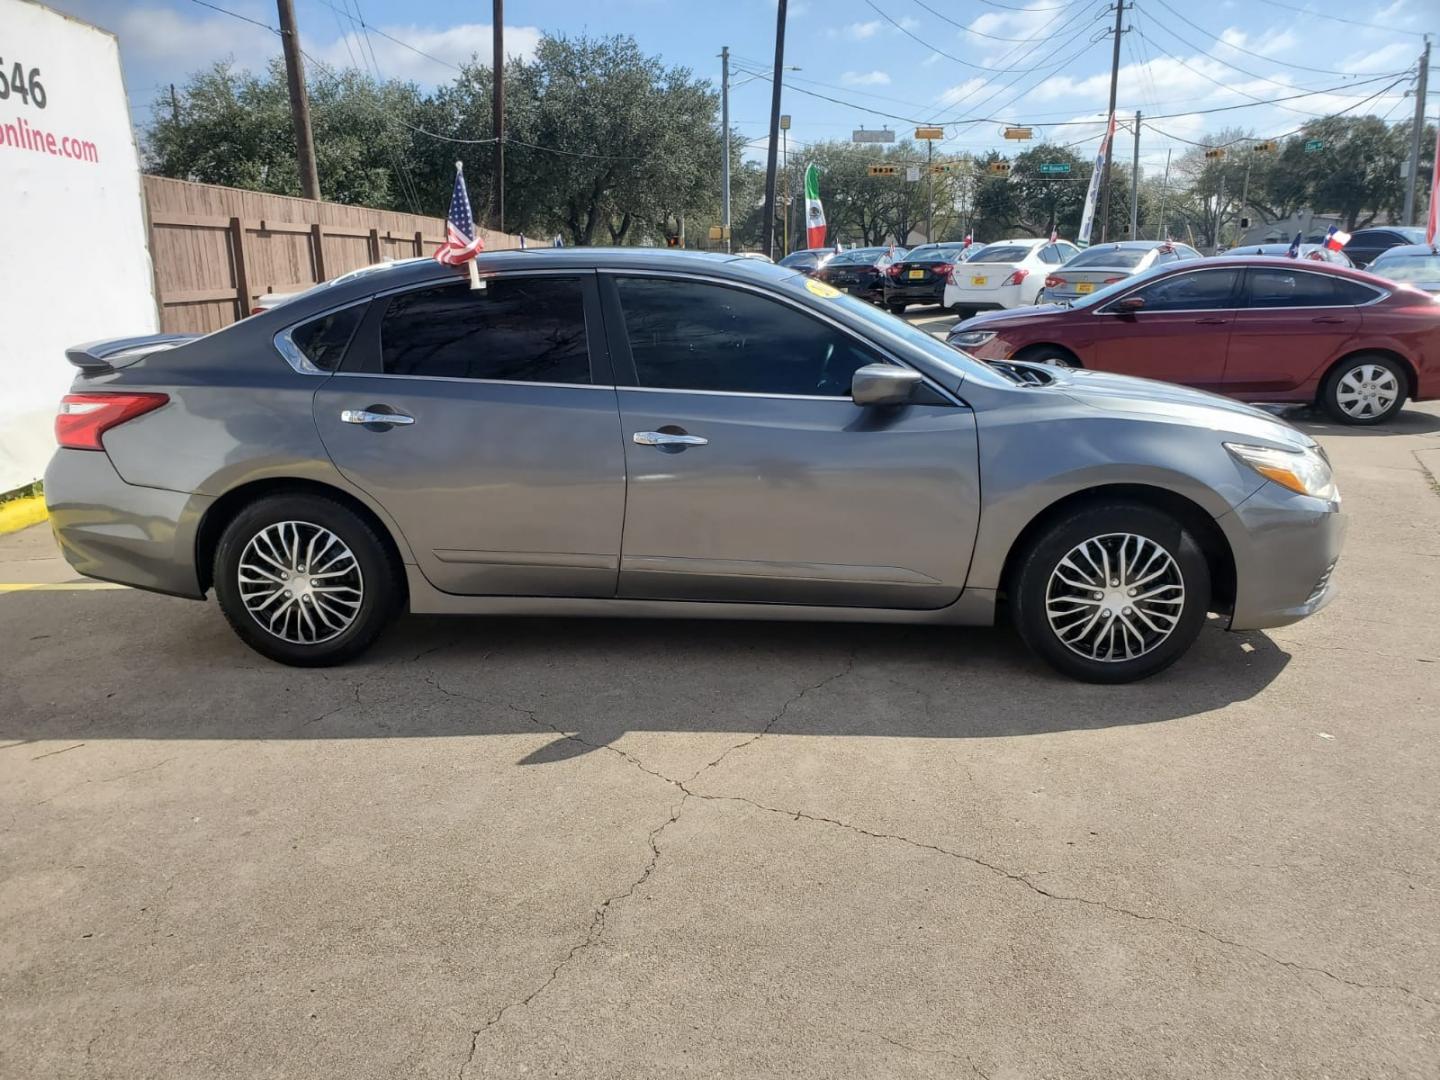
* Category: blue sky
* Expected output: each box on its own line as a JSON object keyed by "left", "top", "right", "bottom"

{"left": 50, "top": 0, "right": 1435, "bottom": 172}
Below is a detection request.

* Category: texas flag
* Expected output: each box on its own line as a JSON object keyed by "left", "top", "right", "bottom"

{"left": 1324, "top": 225, "right": 1351, "bottom": 252}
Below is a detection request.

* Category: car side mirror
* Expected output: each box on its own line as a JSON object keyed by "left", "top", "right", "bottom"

{"left": 851, "top": 363, "right": 922, "bottom": 407}
{"left": 1115, "top": 295, "right": 1146, "bottom": 312}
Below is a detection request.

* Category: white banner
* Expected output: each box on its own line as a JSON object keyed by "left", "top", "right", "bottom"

{"left": 1077, "top": 112, "right": 1116, "bottom": 248}
{"left": 0, "top": 1, "right": 158, "bottom": 492}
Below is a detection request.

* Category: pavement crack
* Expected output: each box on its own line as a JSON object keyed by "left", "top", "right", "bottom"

{"left": 863, "top": 1029, "right": 990, "bottom": 1079}
{"left": 457, "top": 794, "right": 688, "bottom": 1078}
{"left": 686, "top": 651, "right": 856, "bottom": 783}
{"left": 299, "top": 683, "right": 362, "bottom": 729}
{"left": 30, "top": 742, "right": 85, "bottom": 760}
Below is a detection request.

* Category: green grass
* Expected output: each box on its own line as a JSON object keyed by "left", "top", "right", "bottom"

{"left": 0, "top": 480, "right": 43, "bottom": 507}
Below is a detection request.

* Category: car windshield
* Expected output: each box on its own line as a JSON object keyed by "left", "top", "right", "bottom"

{"left": 1369, "top": 253, "right": 1440, "bottom": 281}
{"left": 905, "top": 245, "right": 966, "bottom": 263}
{"left": 829, "top": 248, "right": 890, "bottom": 265}
{"left": 969, "top": 244, "right": 1034, "bottom": 264}
{"left": 1064, "top": 246, "right": 1149, "bottom": 269}
{"left": 1394, "top": 227, "right": 1426, "bottom": 244}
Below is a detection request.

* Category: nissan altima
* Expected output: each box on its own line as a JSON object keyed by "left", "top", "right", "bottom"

{"left": 46, "top": 250, "right": 1343, "bottom": 682}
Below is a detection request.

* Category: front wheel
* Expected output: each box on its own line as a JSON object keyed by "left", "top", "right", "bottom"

{"left": 1009, "top": 502, "right": 1210, "bottom": 683}
{"left": 1321, "top": 355, "right": 1406, "bottom": 425}
{"left": 213, "top": 493, "right": 402, "bottom": 667}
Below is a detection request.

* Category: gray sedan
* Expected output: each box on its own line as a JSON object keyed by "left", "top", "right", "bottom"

{"left": 1041, "top": 240, "right": 1202, "bottom": 304}
{"left": 46, "top": 249, "right": 1343, "bottom": 682}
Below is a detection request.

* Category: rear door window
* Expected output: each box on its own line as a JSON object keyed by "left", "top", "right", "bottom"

{"left": 376, "top": 277, "right": 591, "bottom": 382}
{"left": 1244, "top": 269, "right": 1375, "bottom": 308}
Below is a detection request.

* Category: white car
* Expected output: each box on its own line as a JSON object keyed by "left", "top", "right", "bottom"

{"left": 943, "top": 237, "right": 1080, "bottom": 314}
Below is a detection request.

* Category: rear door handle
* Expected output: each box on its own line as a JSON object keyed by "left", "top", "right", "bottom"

{"left": 1311, "top": 316, "right": 1346, "bottom": 324}
{"left": 341, "top": 409, "right": 415, "bottom": 426}
{"left": 1193, "top": 317, "right": 1229, "bottom": 325}
{"left": 633, "top": 431, "right": 708, "bottom": 449}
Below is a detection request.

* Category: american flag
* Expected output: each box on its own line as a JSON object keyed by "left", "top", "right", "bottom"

{"left": 435, "top": 162, "right": 484, "bottom": 266}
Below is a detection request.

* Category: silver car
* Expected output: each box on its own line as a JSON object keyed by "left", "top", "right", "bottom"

{"left": 46, "top": 250, "right": 1344, "bottom": 682}
{"left": 1042, "top": 240, "right": 1202, "bottom": 304}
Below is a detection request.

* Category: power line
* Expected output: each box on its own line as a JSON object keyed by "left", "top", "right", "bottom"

{"left": 187, "top": 0, "right": 276, "bottom": 33}
{"left": 903, "top": 0, "right": 1080, "bottom": 44}
{"left": 1142, "top": 0, "right": 1403, "bottom": 79}
{"left": 316, "top": 0, "right": 466, "bottom": 74}
{"left": 861, "top": 0, "right": 1067, "bottom": 75}
{"left": 1249, "top": 0, "right": 1429, "bottom": 37}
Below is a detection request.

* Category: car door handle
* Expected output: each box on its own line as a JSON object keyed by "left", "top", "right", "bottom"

{"left": 1310, "top": 316, "right": 1346, "bottom": 324}
{"left": 341, "top": 409, "right": 415, "bottom": 426}
{"left": 633, "top": 431, "right": 708, "bottom": 448}
{"left": 1193, "top": 317, "right": 1229, "bottom": 324}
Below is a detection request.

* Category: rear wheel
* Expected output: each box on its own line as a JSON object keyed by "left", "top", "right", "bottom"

{"left": 1321, "top": 354, "right": 1406, "bottom": 425}
{"left": 1009, "top": 502, "right": 1210, "bottom": 683}
{"left": 213, "top": 493, "right": 402, "bottom": 667}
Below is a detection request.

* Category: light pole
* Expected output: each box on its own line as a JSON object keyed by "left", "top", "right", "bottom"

{"left": 720, "top": 46, "right": 731, "bottom": 252}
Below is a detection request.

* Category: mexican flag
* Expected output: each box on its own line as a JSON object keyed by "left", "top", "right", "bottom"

{"left": 804, "top": 163, "right": 826, "bottom": 248}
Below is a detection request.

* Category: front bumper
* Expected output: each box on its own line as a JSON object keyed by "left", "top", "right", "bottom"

{"left": 44, "top": 448, "right": 210, "bottom": 599}
{"left": 1218, "top": 482, "right": 1346, "bottom": 631}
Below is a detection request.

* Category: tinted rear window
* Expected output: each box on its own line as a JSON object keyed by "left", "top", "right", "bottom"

{"left": 969, "top": 245, "right": 1033, "bottom": 263}
{"left": 829, "top": 249, "right": 889, "bottom": 265}
{"left": 289, "top": 304, "right": 364, "bottom": 371}
{"left": 1065, "top": 246, "right": 1149, "bottom": 269}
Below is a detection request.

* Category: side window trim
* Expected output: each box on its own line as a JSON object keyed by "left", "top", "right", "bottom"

{"left": 335, "top": 269, "right": 612, "bottom": 385}
{"left": 1237, "top": 266, "right": 1388, "bottom": 311}
{"left": 274, "top": 297, "right": 369, "bottom": 375}
{"left": 1097, "top": 266, "right": 1242, "bottom": 314}
{"left": 599, "top": 269, "right": 937, "bottom": 400}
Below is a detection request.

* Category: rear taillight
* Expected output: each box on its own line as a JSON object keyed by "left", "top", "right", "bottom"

{"left": 887, "top": 264, "right": 903, "bottom": 278}
{"left": 1004, "top": 268, "right": 1029, "bottom": 287}
{"left": 56, "top": 392, "right": 169, "bottom": 450}
{"left": 933, "top": 262, "right": 954, "bottom": 278}
{"left": 249, "top": 306, "right": 265, "bottom": 316}
{"left": 1103, "top": 276, "right": 1124, "bottom": 284}
{"left": 1044, "top": 274, "right": 1065, "bottom": 289}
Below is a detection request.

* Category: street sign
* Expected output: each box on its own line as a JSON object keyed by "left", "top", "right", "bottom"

{"left": 915, "top": 126, "right": 944, "bottom": 140}
{"left": 988, "top": 161, "right": 1011, "bottom": 176}
{"left": 1304, "top": 138, "right": 1324, "bottom": 153}
{"left": 905, "top": 165, "right": 921, "bottom": 182}
{"left": 1038, "top": 162, "right": 1071, "bottom": 175}
{"left": 867, "top": 164, "right": 900, "bottom": 176}
{"left": 1004, "top": 127, "right": 1033, "bottom": 140}
{"left": 1204, "top": 148, "right": 1226, "bottom": 159}
{"left": 779, "top": 114, "right": 791, "bottom": 131}
{"left": 852, "top": 128, "right": 895, "bottom": 143}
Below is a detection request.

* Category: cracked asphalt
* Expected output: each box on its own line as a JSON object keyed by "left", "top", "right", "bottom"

{"left": 3, "top": 399, "right": 1439, "bottom": 1079}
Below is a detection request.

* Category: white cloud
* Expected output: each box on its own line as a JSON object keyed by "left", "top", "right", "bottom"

{"left": 1337, "top": 41, "right": 1416, "bottom": 74}
{"left": 936, "top": 78, "right": 986, "bottom": 108}
{"left": 112, "top": 4, "right": 277, "bottom": 76}
{"left": 829, "top": 15, "right": 918, "bottom": 41}
{"left": 314, "top": 23, "right": 542, "bottom": 85}
{"left": 841, "top": 70, "right": 892, "bottom": 87}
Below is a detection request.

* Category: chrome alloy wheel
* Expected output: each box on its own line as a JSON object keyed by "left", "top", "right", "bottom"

{"left": 1044, "top": 533, "right": 1185, "bottom": 663}
{"left": 237, "top": 521, "right": 364, "bottom": 645}
{"left": 1335, "top": 363, "right": 1400, "bottom": 420}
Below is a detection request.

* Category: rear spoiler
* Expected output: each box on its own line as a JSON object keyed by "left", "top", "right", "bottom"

{"left": 65, "top": 334, "right": 196, "bottom": 373}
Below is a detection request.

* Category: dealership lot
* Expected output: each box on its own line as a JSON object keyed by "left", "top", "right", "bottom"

{"left": 3, "top": 395, "right": 1440, "bottom": 1078}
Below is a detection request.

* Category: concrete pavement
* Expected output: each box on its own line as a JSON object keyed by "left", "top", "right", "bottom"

{"left": 3, "top": 396, "right": 1439, "bottom": 1079}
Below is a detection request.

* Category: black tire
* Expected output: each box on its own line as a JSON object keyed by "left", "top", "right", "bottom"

{"left": 213, "top": 493, "right": 402, "bottom": 667}
{"left": 1320, "top": 353, "right": 1406, "bottom": 425}
{"left": 887, "top": 301, "right": 907, "bottom": 314}
{"left": 1017, "top": 345, "right": 1079, "bottom": 369}
{"left": 1009, "top": 502, "right": 1210, "bottom": 683}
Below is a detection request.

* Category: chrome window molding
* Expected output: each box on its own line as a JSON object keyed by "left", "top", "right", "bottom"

{"left": 328, "top": 372, "right": 613, "bottom": 391}
{"left": 1091, "top": 263, "right": 1389, "bottom": 316}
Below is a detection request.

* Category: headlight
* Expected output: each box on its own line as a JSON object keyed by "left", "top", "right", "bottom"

{"left": 1225, "top": 442, "right": 1337, "bottom": 501}
{"left": 951, "top": 329, "right": 997, "bottom": 348}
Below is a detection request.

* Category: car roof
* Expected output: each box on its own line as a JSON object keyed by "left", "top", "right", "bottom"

{"left": 1371, "top": 243, "right": 1440, "bottom": 258}
{"left": 1081, "top": 240, "right": 1174, "bottom": 250}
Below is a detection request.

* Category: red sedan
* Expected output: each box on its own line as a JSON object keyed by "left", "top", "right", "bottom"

{"left": 946, "top": 256, "right": 1440, "bottom": 424}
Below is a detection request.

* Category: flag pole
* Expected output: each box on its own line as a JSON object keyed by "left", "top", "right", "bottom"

{"left": 457, "top": 161, "right": 482, "bottom": 290}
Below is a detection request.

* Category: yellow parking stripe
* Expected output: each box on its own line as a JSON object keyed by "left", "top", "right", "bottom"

{"left": 0, "top": 582, "right": 128, "bottom": 592}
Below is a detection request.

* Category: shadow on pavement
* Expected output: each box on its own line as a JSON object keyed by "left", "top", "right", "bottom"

{"left": 1, "top": 591, "right": 1292, "bottom": 754}
{"left": 1264, "top": 404, "right": 1440, "bottom": 439}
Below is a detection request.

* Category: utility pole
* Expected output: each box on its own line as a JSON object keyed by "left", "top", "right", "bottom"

{"left": 1098, "top": 0, "right": 1126, "bottom": 242}
{"left": 781, "top": 117, "right": 791, "bottom": 255}
{"left": 1157, "top": 148, "right": 1171, "bottom": 240}
{"left": 275, "top": 0, "right": 320, "bottom": 201}
{"left": 1216, "top": 172, "right": 1227, "bottom": 253}
{"left": 492, "top": 0, "right": 505, "bottom": 233}
{"left": 169, "top": 83, "right": 180, "bottom": 124}
{"left": 720, "top": 46, "right": 731, "bottom": 253}
{"left": 927, "top": 137, "right": 935, "bottom": 243}
{"left": 761, "top": 0, "right": 788, "bottom": 260}
{"left": 1403, "top": 35, "right": 1431, "bottom": 226}
{"left": 1129, "top": 110, "right": 1140, "bottom": 238}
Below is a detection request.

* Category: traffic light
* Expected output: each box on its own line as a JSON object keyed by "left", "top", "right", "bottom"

{"left": 1204, "top": 148, "right": 1226, "bottom": 160}
{"left": 666, "top": 235, "right": 679, "bottom": 248}
{"left": 1252, "top": 141, "right": 1277, "bottom": 153}
{"left": 867, "top": 165, "right": 900, "bottom": 177}
{"left": 988, "top": 161, "right": 1011, "bottom": 176}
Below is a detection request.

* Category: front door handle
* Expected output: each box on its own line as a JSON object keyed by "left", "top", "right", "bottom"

{"left": 1310, "top": 316, "right": 1346, "bottom": 324}
{"left": 1193, "top": 317, "right": 1229, "bottom": 325}
{"left": 633, "top": 430, "right": 708, "bottom": 449}
{"left": 341, "top": 408, "right": 415, "bottom": 426}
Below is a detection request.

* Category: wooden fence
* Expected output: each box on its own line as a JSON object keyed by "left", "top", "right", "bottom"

{"left": 143, "top": 176, "right": 521, "bottom": 333}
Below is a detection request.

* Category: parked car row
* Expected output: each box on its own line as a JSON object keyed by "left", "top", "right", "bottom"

{"left": 946, "top": 256, "right": 1438, "bottom": 426}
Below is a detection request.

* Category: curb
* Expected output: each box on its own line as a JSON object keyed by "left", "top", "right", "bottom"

{"left": 0, "top": 495, "right": 49, "bottom": 536}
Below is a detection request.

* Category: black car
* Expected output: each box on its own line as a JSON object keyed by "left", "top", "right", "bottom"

{"left": 881, "top": 243, "right": 975, "bottom": 312}
{"left": 777, "top": 247, "right": 836, "bottom": 276}
{"left": 813, "top": 246, "right": 905, "bottom": 303}
{"left": 1338, "top": 226, "right": 1426, "bottom": 269}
